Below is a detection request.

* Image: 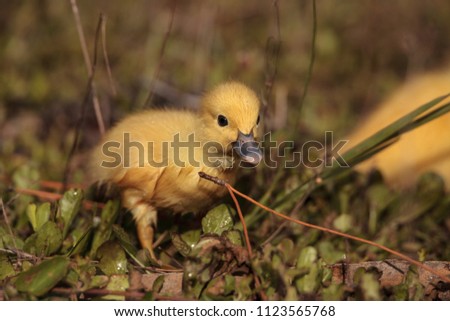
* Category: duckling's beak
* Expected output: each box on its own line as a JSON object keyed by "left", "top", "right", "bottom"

{"left": 233, "top": 131, "right": 262, "bottom": 165}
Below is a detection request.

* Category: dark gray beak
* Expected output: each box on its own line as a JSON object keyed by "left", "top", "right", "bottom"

{"left": 232, "top": 131, "right": 262, "bottom": 165}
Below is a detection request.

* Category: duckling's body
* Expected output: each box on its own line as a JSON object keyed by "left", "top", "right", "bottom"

{"left": 90, "top": 82, "right": 261, "bottom": 257}
{"left": 92, "top": 109, "right": 234, "bottom": 213}
{"left": 344, "top": 69, "right": 450, "bottom": 188}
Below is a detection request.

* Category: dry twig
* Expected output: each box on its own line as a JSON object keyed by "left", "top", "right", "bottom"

{"left": 14, "top": 187, "right": 103, "bottom": 210}
{"left": 69, "top": 0, "right": 105, "bottom": 135}
{"left": 100, "top": 14, "right": 117, "bottom": 97}
{"left": 144, "top": 3, "right": 176, "bottom": 108}
{"left": 297, "top": 0, "right": 317, "bottom": 122}
{"left": 262, "top": 0, "right": 281, "bottom": 131}
{"left": 63, "top": 10, "right": 105, "bottom": 189}
{"left": 0, "top": 198, "right": 19, "bottom": 255}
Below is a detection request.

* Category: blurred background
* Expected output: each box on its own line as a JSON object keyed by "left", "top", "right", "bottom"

{"left": 1, "top": 1, "right": 450, "bottom": 300}
{"left": 1, "top": 0, "right": 450, "bottom": 183}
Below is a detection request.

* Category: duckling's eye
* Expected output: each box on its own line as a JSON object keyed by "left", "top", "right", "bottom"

{"left": 256, "top": 115, "right": 260, "bottom": 125}
{"left": 217, "top": 115, "right": 228, "bottom": 127}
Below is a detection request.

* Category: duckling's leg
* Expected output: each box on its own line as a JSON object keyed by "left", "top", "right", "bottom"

{"left": 133, "top": 204, "right": 157, "bottom": 260}
{"left": 122, "top": 188, "right": 157, "bottom": 259}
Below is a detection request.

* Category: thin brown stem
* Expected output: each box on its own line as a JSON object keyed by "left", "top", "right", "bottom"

{"left": 100, "top": 14, "right": 117, "bottom": 96}
{"left": 0, "top": 198, "right": 19, "bottom": 255}
{"left": 69, "top": 0, "right": 105, "bottom": 135}
{"left": 63, "top": 11, "right": 105, "bottom": 189}
{"left": 198, "top": 172, "right": 266, "bottom": 299}
{"left": 51, "top": 287, "right": 187, "bottom": 300}
{"left": 297, "top": 0, "right": 317, "bottom": 123}
{"left": 225, "top": 185, "right": 253, "bottom": 259}
{"left": 144, "top": 4, "right": 176, "bottom": 108}
{"left": 225, "top": 184, "right": 267, "bottom": 300}
{"left": 14, "top": 187, "right": 104, "bottom": 210}
{"left": 262, "top": 0, "right": 281, "bottom": 131}
{"left": 0, "top": 248, "right": 38, "bottom": 261}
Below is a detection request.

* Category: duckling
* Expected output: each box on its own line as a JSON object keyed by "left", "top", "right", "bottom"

{"left": 344, "top": 69, "right": 450, "bottom": 189}
{"left": 89, "top": 82, "right": 262, "bottom": 258}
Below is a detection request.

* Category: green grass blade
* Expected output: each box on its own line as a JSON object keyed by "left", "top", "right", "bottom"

{"left": 322, "top": 94, "right": 449, "bottom": 178}
{"left": 401, "top": 101, "right": 450, "bottom": 134}
{"left": 276, "top": 93, "right": 450, "bottom": 211}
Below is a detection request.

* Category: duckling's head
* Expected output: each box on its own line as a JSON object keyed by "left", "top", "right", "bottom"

{"left": 200, "top": 82, "right": 262, "bottom": 165}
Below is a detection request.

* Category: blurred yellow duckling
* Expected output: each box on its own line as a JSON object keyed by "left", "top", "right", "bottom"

{"left": 90, "top": 82, "right": 262, "bottom": 258}
{"left": 344, "top": 68, "right": 450, "bottom": 189}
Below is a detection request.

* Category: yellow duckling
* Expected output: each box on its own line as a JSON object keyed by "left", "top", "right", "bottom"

{"left": 90, "top": 82, "right": 262, "bottom": 258}
{"left": 344, "top": 68, "right": 450, "bottom": 189}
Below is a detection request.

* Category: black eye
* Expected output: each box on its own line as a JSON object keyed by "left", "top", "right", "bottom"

{"left": 256, "top": 115, "right": 260, "bottom": 125}
{"left": 217, "top": 115, "right": 228, "bottom": 127}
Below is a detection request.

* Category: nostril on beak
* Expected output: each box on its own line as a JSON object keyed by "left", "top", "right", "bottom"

{"left": 232, "top": 131, "right": 262, "bottom": 165}
{"left": 239, "top": 132, "right": 252, "bottom": 142}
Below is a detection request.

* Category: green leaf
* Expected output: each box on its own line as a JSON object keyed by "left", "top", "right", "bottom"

{"left": 416, "top": 172, "right": 445, "bottom": 205}
{"left": 392, "top": 266, "right": 424, "bottom": 300}
{"left": 66, "top": 223, "right": 92, "bottom": 256}
{"left": 295, "top": 246, "right": 321, "bottom": 294}
{"left": 360, "top": 273, "right": 381, "bottom": 300}
{"left": 171, "top": 233, "right": 191, "bottom": 257}
{"left": 58, "top": 189, "right": 83, "bottom": 238}
{"left": 321, "top": 283, "right": 344, "bottom": 300}
{"left": 0, "top": 253, "right": 16, "bottom": 281}
{"left": 26, "top": 202, "right": 51, "bottom": 232}
{"left": 296, "top": 246, "right": 317, "bottom": 269}
{"left": 35, "top": 221, "right": 63, "bottom": 256}
{"left": 235, "top": 275, "right": 253, "bottom": 300}
{"left": 12, "top": 164, "right": 40, "bottom": 189}
{"left": 24, "top": 221, "right": 63, "bottom": 256}
{"left": 333, "top": 213, "right": 353, "bottom": 232}
{"left": 26, "top": 204, "right": 37, "bottom": 231}
{"left": 103, "top": 275, "right": 129, "bottom": 300}
{"left": 15, "top": 256, "right": 70, "bottom": 297}
{"left": 0, "top": 227, "right": 24, "bottom": 250}
{"left": 90, "top": 200, "right": 120, "bottom": 257}
{"left": 367, "top": 184, "right": 397, "bottom": 234}
{"left": 201, "top": 204, "right": 235, "bottom": 235}
{"left": 90, "top": 275, "right": 109, "bottom": 289}
{"left": 112, "top": 225, "right": 147, "bottom": 268}
{"left": 223, "top": 274, "right": 236, "bottom": 296}
{"left": 277, "top": 238, "right": 295, "bottom": 263}
{"left": 222, "top": 229, "right": 243, "bottom": 246}
{"left": 295, "top": 263, "right": 320, "bottom": 294}
{"left": 97, "top": 241, "right": 128, "bottom": 276}
{"left": 152, "top": 275, "right": 165, "bottom": 293}
{"left": 317, "top": 241, "right": 345, "bottom": 264}
{"left": 181, "top": 229, "right": 201, "bottom": 249}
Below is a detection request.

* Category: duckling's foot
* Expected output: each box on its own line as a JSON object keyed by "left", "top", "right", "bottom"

{"left": 130, "top": 202, "right": 158, "bottom": 260}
